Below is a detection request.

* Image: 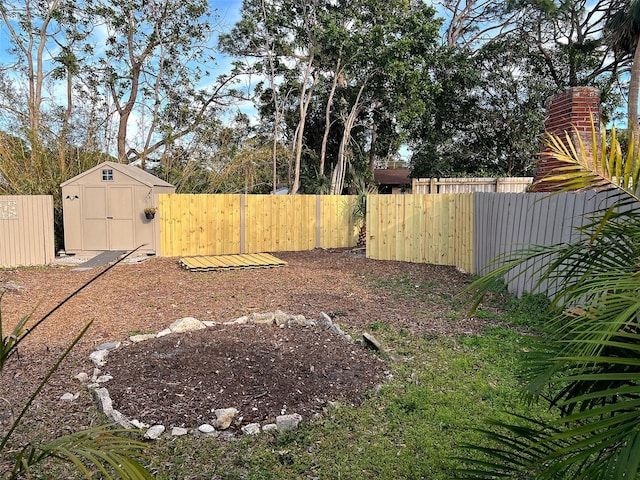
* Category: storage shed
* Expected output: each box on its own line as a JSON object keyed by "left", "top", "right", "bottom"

{"left": 61, "top": 161, "right": 175, "bottom": 256}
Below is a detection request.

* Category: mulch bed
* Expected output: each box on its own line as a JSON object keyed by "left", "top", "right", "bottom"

{"left": 106, "top": 323, "right": 388, "bottom": 428}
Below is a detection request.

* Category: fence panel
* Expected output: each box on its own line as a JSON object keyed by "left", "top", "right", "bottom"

{"left": 0, "top": 195, "right": 54, "bottom": 267}
{"left": 159, "top": 194, "right": 358, "bottom": 257}
{"left": 412, "top": 177, "right": 533, "bottom": 194}
{"left": 319, "top": 195, "right": 358, "bottom": 248}
{"left": 367, "top": 194, "right": 474, "bottom": 272}
{"left": 244, "top": 195, "right": 316, "bottom": 253}
{"left": 474, "top": 191, "right": 623, "bottom": 297}
{"left": 159, "top": 194, "right": 241, "bottom": 257}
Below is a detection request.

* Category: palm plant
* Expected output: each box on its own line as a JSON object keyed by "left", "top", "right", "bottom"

{"left": 352, "top": 175, "right": 377, "bottom": 248}
{"left": 0, "top": 251, "right": 153, "bottom": 479}
{"left": 458, "top": 121, "right": 640, "bottom": 479}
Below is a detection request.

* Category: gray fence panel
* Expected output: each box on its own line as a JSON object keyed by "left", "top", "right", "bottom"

{"left": 474, "top": 191, "right": 630, "bottom": 297}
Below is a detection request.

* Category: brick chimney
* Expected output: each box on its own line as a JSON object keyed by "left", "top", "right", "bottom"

{"left": 530, "top": 87, "right": 600, "bottom": 192}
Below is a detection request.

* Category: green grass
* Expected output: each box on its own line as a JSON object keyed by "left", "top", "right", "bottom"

{"left": 372, "top": 275, "right": 437, "bottom": 302}
{"left": 146, "top": 312, "right": 546, "bottom": 479}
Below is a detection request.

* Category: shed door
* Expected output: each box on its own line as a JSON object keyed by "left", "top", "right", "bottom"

{"left": 82, "top": 186, "right": 135, "bottom": 251}
{"left": 108, "top": 186, "right": 135, "bottom": 249}
{"left": 83, "top": 187, "right": 108, "bottom": 250}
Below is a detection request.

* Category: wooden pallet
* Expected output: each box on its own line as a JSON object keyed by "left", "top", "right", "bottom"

{"left": 179, "top": 253, "right": 287, "bottom": 272}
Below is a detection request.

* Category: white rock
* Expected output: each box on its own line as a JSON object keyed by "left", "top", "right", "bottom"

{"left": 89, "top": 350, "right": 109, "bottom": 366}
{"left": 156, "top": 329, "right": 172, "bottom": 337}
{"left": 93, "top": 388, "right": 113, "bottom": 415}
{"left": 274, "top": 310, "right": 289, "bottom": 326}
{"left": 224, "top": 316, "right": 249, "bottom": 326}
{"left": 74, "top": 372, "right": 90, "bottom": 383}
{"left": 202, "top": 321, "right": 217, "bottom": 327}
{"left": 112, "top": 410, "right": 133, "bottom": 429}
{"left": 60, "top": 392, "right": 76, "bottom": 401}
{"left": 96, "top": 341, "right": 121, "bottom": 351}
{"left": 241, "top": 423, "right": 261, "bottom": 435}
{"left": 262, "top": 423, "right": 278, "bottom": 432}
{"left": 250, "top": 312, "right": 275, "bottom": 325}
{"left": 287, "top": 315, "right": 307, "bottom": 327}
{"left": 129, "top": 333, "right": 156, "bottom": 343}
{"left": 276, "top": 413, "right": 303, "bottom": 431}
{"left": 198, "top": 423, "right": 216, "bottom": 434}
{"left": 145, "top": 425, "right": 165, "bottom": 440}
{"left": 317, "top": 312, "right": 334, "bottom": 330}
{"left": 214, "top": 408, "right": 238, "bottom": 430}
{"left": 171, "top": 427, "right": 189, "bottom": 436}
{"left": 169, "top": 317, "right": 206, "bottom": 333}
{"left": 96, "top": 375, "right": 113, "bottom": 383}
{"left": 130, "top": 419, "right": 149, "bottom": 429}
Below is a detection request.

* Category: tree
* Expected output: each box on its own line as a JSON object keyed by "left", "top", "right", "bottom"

{"left": 605, "top": 0, "right": 640, "bottom": 130}
{"left": 410, "top": 0, "right": 627, "bottom": 178}
{"left": 222, "top": 0, "right": 443, "bottom": 194}
{"left": 459, "top": 122, "right": 640, "bottom": 478}
{"left": 93, "top": 0, "right": 239, "bottom": 166}
{"left": 153, "top": 113, "right": 278, "bottom": 194}
{"left": 219, "top": 0, "right": 322, "bottom": 194}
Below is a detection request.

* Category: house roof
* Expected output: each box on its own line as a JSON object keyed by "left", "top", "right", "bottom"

{"left": 60, "top": 161, "right": 175, "bottom": 188}
{"left": 373, "top": 168, "right": 411, "bottom": 186}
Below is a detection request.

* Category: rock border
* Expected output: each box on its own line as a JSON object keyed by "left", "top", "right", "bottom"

{"left": 71, "top": 311, "right": 369, "bottom": 441}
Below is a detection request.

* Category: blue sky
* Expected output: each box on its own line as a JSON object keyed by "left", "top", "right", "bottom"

{"left": 213, "top": 0, "right": 243, "bottom": 29}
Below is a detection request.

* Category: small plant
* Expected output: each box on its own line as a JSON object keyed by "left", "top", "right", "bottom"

{"left": 144, "top": 207, "right": 156, "bottom": 219}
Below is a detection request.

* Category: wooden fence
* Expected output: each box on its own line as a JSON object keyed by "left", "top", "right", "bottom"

{"left": 365, "top": 191, "right": 625, "bottom": 297}
{"left": 158, "top": 194, "right": 358, "bottom": 257}
{"left": 412, "top": 177, "right": 533, "bottom": 194}
{"left": 0, "top": 195, "right": 54, "bottom": 267}
{"left": 366, "top": 194, "right": 474, "bottom": 273}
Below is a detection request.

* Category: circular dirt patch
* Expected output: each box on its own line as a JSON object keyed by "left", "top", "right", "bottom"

{"left": 104, "top": 323, "right": 388, "bottom": 429}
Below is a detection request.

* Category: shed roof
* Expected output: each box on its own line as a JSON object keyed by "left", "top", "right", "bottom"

{"left": 60, "top": 161, "right": 174, "bottom": 188}
{"left": 373, "top": 168, "right": 411, "bottom": 186}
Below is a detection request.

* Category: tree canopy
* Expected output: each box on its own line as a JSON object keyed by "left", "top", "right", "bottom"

{"left": 0, "top": 0, "right": 637, "bottom": 198}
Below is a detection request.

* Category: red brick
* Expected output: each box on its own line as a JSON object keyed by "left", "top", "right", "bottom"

{"left": 532, "top": 87, "right": 600, "bottom": 191}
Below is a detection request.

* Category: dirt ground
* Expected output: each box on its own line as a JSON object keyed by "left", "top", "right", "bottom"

{"left": 0, "top": 249, "right": 485, "bottom": 441}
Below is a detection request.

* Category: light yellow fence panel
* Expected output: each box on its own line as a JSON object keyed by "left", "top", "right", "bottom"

{"left": 0, "top": 195, "right": 54, "bottom": 267}
{"left": 319, "top": 195, "right": 358, "bottom": 248}
{"left": 244, "top": 195, "right": 316, "bottom": 253}
{"left": 366, "top": 194, "right": 474, "bottom": 273}
{"left": 160, "top": 194, "right": 359, "bottom": 256}
{"left": 412, "top": 177, "right": 532, "bottom": 194}
{"left": 159, "top": 194, "right": 241, "bottom": 257}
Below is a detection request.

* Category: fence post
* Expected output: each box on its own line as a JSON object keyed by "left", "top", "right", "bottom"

{"left": 240, "top": 194, "right": 246, "bottom": 254}
{"left": 430, "top": 178, "right": 437, "bottom": 194}
{"left": 315, "top": 195, "right": 321, "bottom": 248}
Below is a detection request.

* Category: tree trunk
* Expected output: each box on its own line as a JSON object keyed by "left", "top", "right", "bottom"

{"left": 59, "top": 65, "right": 74, "bottom": 175}
{"left": 629, "top": 37, "right": 640, "bottom": 133}
{"left": 320, "top": 58, "right": 341, "bottom": 178}
{"left": 330, "top": 83, "right": 367, "bottom": 195}
{"left": 290, "top": 55, "right": 317, "bottom": 195}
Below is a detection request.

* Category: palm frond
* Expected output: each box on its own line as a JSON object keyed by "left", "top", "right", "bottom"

{"left": 538, "top": 118, "right": 640, "bottom": 203}
{"left": 10, "top": 426, "right": 153, "bottom": 480}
